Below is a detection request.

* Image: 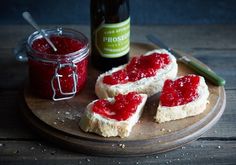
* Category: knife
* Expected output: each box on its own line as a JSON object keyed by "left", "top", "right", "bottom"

{"left": 146, "top": 34, "right": 225, "bottom": 86}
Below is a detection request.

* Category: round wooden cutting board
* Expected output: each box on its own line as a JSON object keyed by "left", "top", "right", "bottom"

{"left": 20, "top": 43, "right": 226, "bottom": 156}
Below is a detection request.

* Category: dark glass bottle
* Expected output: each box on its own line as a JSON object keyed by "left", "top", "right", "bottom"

{"left": 90, "top": 0, "right": 130, "bottom": 71}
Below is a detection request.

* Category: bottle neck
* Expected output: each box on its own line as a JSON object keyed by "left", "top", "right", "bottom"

{"left": 91, "top": 0, "right": 129, "bottom": 24}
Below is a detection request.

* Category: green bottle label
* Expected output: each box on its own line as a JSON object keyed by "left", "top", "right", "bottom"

{"left": 95, "top": 17, "right": 130, "bottom": 58}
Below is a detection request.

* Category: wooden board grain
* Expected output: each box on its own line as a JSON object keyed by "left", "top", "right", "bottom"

{"left": 19, "top": 43, "right": 226, "bottom": 156}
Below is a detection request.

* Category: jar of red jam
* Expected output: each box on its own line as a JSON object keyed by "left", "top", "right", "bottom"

{"left": 26, "top": 28, "right": 89, "bottom": 101}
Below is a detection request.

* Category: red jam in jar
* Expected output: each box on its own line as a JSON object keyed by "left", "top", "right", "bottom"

{"left": 103, "top": 53, "right": 170, "bottom": 85}
{"left": 160, "top": 75, "right": 200, "bottom": 107}
{"left": 92, "top": 92, "right": 142, "bottom": 121}
{"left": 27, "top": 28, "right": 89, "bottom": 100}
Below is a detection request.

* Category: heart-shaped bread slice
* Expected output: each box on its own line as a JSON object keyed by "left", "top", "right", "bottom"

{"left": 155, "top": 74, "right": 209, "bottom": 123}
{"left": 79, "top": 92, "right": 147, "bottom": 138}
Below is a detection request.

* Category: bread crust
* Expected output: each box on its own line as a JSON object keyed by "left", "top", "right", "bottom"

{"left": 95, "top": 49, "right": 178, "bottom": 99}
{"left": 155, "top": 76, "right": 209, "bottom": 123}
{"left": 79, "top": 94, "right": 147, "bottom": 138}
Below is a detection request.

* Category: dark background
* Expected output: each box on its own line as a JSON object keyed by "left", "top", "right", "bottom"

{"left": 1, "top": 0, "right": 236, "bottom": 25}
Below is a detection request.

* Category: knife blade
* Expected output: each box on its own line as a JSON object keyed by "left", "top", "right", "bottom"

{"left": 146, "top": 34, "right": 225, "bottom": 86}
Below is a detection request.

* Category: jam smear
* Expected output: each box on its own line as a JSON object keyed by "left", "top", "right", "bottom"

{"left": 103, "top": 53, "right": 170, "bottom": 85}
{"left": 103, "top": 70, "right": 128, "bottom": 85}
{"left": 92, "top": 92, "right": 142, "bottom": 121}
{"left": 160, "top": 75, "right": 200, "bottom": 107}
{"left": 29, "top": 36, "right": 87, "bottom": 99}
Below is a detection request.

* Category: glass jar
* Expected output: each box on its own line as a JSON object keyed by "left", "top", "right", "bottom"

{"left": 26, "top": 28, "right": 89, "bottom": 101}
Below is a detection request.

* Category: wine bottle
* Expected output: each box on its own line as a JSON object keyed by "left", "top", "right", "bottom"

{"left": 90, "top": 0, "right": 130, "bottom": 71}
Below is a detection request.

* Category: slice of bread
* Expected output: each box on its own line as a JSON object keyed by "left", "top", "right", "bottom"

{"left": 95, "top": 49, "right": 178, "bottom": 99}
{"left": 155, "top": 75, "right": 209, "bottom": 123}
{"left": 79, "top": 93, "right": 147, "bottom": 138}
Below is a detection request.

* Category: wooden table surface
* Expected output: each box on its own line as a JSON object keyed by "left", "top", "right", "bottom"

{"left": 0, "top": 25, "right": 235, "bottom": 164}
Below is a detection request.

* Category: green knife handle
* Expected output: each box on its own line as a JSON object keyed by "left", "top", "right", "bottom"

{"left": 184, "top": 59, "right": 226, "bottom": 86}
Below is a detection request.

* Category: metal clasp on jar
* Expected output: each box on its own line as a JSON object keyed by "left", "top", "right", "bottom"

{"left": 51, "top": 62, "right": 78, "bottom": 101}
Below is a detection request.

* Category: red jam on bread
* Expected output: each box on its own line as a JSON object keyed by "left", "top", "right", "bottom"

{"left": 92, "top": 92, "right": 142, "bottom": 121}
{"left": 103, "top": 53, "right": 170, "bottom": 85}
{"left": 160, "top": 75, "right": 200, "bottom": 107}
